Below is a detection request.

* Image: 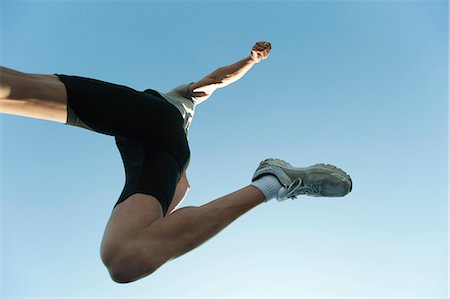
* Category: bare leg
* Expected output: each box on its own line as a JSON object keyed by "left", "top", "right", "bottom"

{"left": 0, "top": 66, "right": 68, "bottom": 123}
{"left": 101, "top": 185, "right": 265, "bottom": 283}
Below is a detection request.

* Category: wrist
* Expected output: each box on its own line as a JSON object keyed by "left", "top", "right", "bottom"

{"left": 248, "top": 55, "right": 258, "bottom": 64}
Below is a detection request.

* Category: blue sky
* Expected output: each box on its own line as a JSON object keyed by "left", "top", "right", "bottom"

{"left": 1, "top": 0, "right": 448, "bottom": 298}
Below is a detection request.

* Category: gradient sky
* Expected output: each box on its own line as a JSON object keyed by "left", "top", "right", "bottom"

{"left": 1, "top": 1, "right": 448, "bottom": 298}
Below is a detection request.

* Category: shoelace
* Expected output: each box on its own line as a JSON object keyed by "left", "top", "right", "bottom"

{"left": 277, "top": 178, "right": 302, "bottom": 201}
{"left": 277, "top": 179, "right": 322, "bottom": 201}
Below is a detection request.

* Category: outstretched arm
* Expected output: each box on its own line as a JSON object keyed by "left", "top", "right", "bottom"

{"left": 189, "top": 41, "right": 272, "bottom": 103}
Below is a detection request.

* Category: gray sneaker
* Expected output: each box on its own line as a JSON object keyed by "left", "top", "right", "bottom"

{"left": 252, "top": 158, "right": 352, "bottom": 201}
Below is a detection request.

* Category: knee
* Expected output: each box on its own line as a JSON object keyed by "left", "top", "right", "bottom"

{"left": 0, "top": 86, "right": 11, "bottom": 100}
{"left": 0, "top": 67, "right": 56, "bottom": 102}
{"left": 101, "top": 245, "right": 161, "bottom": 283}
{"left": 0, "top": 66, "right": 29, "bottom": 100}
{"left": 0, "top": 67, "right": 12, "bottom": 99}
{"left": 107, "top": 263, "right": 157, "bottom": 284}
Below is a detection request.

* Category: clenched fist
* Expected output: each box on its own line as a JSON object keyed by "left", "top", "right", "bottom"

{"left": 250, "top": 41, "right": 272, "bottom": 63}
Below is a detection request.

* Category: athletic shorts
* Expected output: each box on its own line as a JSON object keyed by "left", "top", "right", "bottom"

{"left": 55, "top": 74, "right": 191, "bottom": 216}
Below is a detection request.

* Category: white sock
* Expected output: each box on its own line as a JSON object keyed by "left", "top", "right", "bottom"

{"left": 251, "top": 175, "right": 283, "bottom": 202}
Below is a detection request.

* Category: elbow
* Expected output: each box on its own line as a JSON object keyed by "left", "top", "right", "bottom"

{"left": 210, "top": 67, "right": 229, "bottom": 82}
{"left": 208, "top": 73, "right": 223, "bottom": 83}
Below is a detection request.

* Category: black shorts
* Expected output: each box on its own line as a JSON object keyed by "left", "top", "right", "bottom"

{"left": 55, "top": 74, "right": 190, "bottom": 216}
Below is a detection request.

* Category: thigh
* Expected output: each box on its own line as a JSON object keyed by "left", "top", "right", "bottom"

{"left": 57, "top": 74, "right": 191, "bottom": 170}
{"left": 113, "top": 136, "right": 182, "bottom": 216}
{"left": 100, "top": 192, "right": 163, "bottom": 264}
{"left": 0, "top": 67, "right": 67, "bottom": 123}
{"left": 101, "top": 137, "right": 183, "bottom": 260}
{"left": 56, "top": 74, "right": 182, "bottom": 142}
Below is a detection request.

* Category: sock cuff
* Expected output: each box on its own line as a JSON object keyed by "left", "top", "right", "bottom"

{"left": 251, "top": 175, "right": 283, "bottom": 202}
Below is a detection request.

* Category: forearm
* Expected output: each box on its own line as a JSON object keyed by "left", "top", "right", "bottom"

{"left": 212, "top": 56, "right": 256, "bottom": 88}
{"left": 189, "top": 42, "right": 270, "bottom": 101}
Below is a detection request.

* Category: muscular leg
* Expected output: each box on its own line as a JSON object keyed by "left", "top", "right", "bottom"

{"left": 0, "top": 66, "right": 68, "bottom": 123}
{"left": 100, "top": 185, "right": 265, "bottom": 283}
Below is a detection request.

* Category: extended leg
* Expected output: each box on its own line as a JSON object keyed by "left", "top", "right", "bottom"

{"left": 101, "top": 185, "right": 265, "bottom": 283}
{"left": 100, "top": 159, "right": 352, "bottom": 283}
{"left": 0, "top": 66, "right": 67, "bottom": 123}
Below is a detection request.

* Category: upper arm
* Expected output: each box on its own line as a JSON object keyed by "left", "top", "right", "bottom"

{"left": 188, "top": 69, "right": 225, "bottom": 103}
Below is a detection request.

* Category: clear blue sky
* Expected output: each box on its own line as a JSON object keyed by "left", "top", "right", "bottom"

{"left": 1, "top": 0, "right": 448, "bottom": 298}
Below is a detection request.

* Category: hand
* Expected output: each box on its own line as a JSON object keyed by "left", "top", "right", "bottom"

{"left": 250, "top": 41, "right": 272, "bottom": 63}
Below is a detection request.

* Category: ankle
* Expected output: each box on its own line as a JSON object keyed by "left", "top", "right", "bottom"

{"left": 250, "top": 175, "right": 283, "bottom": 202}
